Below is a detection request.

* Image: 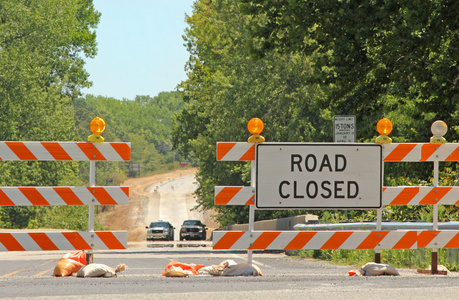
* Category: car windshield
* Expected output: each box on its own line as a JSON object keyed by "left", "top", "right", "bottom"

{"left": 149, "top": 222, "right": 168, "bottom": 227}
{"left": 183, "top": 220, "right": 201, "bottom": 225}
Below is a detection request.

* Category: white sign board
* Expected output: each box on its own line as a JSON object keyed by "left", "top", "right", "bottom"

{"left": 256, "top": 143, "right": 382, "bottom": 209}
{"left": 334, "top": 115, "right": 355, "bottom": 142}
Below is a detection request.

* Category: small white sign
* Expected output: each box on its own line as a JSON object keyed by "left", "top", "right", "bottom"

{"left": 334, "top": 115, "right": 356, "bottom": 143}
{"left": 256, "top": 143, "right": 382, "bottom": 209}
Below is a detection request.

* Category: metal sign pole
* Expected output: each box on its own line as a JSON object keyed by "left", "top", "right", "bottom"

{"left": 87, "top": 160, "right": 96, "bottom": 263}
{"left": 247, "top": 159, "right": 255, "bottom": 264}
{"left": 432, "top": 160, "right": 439, "bottom": 274}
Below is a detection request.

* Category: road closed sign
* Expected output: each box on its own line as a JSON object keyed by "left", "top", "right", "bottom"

{"left": 255, "top": 143, "right": 382, "bottom": 209}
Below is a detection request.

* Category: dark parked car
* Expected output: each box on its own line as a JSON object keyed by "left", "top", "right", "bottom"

{"left": 179, "top": 220, "right": 207, "bottom": 241}
{"left": 146, "top": 221, "right": 174, "bottom": 241}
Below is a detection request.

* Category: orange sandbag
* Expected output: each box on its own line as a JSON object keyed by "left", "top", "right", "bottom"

{"left": 62, "top": 250, "right": 87, "bottom": 265}
{"left": 162, "top": 261, "right": 205, "bottom": 276}
{"left": 53, "top": 259, "right": 85, "bottom": 277}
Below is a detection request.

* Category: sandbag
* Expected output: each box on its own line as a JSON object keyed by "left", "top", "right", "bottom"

{"left": 53, "top": 259, "right": 85, "bottom": 277}
{"left": 62, "top": 250, "right": 86, "bottom": 265}
{"left": 77, "top": 263, "right": 126, "bottom": 278}
{"left": 222, "top": 263, "right": 262, "bottom": 276}
{"left": 164, "top": 266, "right": 193, "bottom": 277}
{"left": 349, "top": 262, "right": 399, "bottom": 276}
{"left": 162, "top": 261, "right": 205, "bottom": 276}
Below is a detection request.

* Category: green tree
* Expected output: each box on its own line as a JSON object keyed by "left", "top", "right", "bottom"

{"left": 0, "top": 0, "right": 100, "bottom": 228}
{"left": 174, "top": 0, "right": 330, "bottom": 226}
{"left": 239, "top": 0, "right": 458, "bottom": 140}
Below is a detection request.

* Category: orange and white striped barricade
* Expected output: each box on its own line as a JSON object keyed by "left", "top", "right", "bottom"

{"left": 213, "top": 230, "right": 418, "bottom": 250}
{"left": 0, "top": 141, "right": 130, "bottom": 251}
{"left": 0, "top": 231, "right": 127, "bottom": 251}
{"left": 214, "top": 186, "right": 254, "bottom": 205}
{"left": 417, "top": 230, "right": 459, "bottom": 249}
{"left": 382, "top": 143, "right": 459, "bottom": 162}
{"left": 0, "top": 230, "right": 128, "bottom": 252}
{"left": 0, "top": 187, "right": 129, "bottom": 206}
{"left": 216, "top": 142, "right": 255, "bottom": 161}
{"left": 383, "top": 186, "right": 459, "bottom": 206}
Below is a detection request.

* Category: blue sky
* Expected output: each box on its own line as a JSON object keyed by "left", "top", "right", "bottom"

{"left": 82, "top": 0, "right": 194, "bottom": 100}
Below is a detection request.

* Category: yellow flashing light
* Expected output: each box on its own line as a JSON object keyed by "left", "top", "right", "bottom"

{"left": 88, "top": 117, "right": 106, "bottom": 143}
{"left": 430, "top": 120, "right": 447, "bottom": 144}
{"left": 376, "top": 118, "right": 392, "bottom": 144}
{"left": 247, "top": 118, "right": 265, "bottom": 143}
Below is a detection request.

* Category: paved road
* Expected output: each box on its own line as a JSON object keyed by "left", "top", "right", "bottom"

{"left": 1, "top": 245, "right": 459, "bottom": 299}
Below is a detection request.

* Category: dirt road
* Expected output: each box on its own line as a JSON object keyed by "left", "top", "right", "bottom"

{"left": 97, "top": 168, "right": 218, "bottom": 243}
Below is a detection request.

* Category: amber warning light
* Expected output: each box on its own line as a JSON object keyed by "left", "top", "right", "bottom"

{"left": 88, "top": 117, "right": 106, "bottom": 143}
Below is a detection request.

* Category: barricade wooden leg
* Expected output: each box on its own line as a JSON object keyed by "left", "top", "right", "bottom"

{"left": 431, "top": 251, "right": 438, "bottom": 275}
{"left": 374, "top": 251, "right": 381, "bottom": 264}
{"left": 86, "top": 252, "right": 93, "bottom": 264}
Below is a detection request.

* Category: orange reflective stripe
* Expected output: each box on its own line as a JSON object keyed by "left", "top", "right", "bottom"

{"left": 417, "top": 231, "right": 438, "bottom": 248}
{"left": 420, "top": 187, "right": 452, "bottom": 205}
{"left": 393, "top": 231, "right": 417, "bottom": 249}
{"left": 285, "top": 232, "right": 317, "bottom": 250}
{"left": 239, "top": 144, "right": 255, "bottom": 161}
{"left": 62, "top": 232, "right": 91, "bottom": 250}
{"left": 245, "top": 195, "right": 255, "bottom": 205}
{"left": 391, "top": 187, "right": 419, "bottom": 205}
{"left": 216, "top": 143, "right": 235, "bottom": 161}
{"left": 0, "top": 189, "right": 14, "bottom": 206}
{"left": 213, "top": 232, "right": 244, "bottom": 249}
{"left": 357, "top": 231, "right": 389, "bottom": 249}
{"left": 28, "top": 233, "right": 59, "bottom": 251}
{"left": 446, "top": 147, "right": 459, "bottom": 161}
{"left": 321, "top": 232, "right": 353, "bottom": 249}
{"left": 384, "top": 144, "right": 416, "bottom": 161}
{"left": 215, "top": 187, "right": 242, "bottom": 205}
{"left": 111, "top": 143, "right": 131, "bottom": 161}
{"left": 121, "top": 186, "right": 129, "bottom": 197}
{"left": 6, "top": 142, "right": 37, "bottom": 160}
{"left": 420, "top": 144, "right": 438, "bottom": 161}
{"left": 54, "top": 187, "right": 84, "bottom": 205}
{"left": 443, "top": 232, "right": 459, "bottom": 248}
{"left": 96, "top": 232, "right": 125, "bottom": 249}
{"left": 19, "top": 188, "right": 50, "bottom": 205}
{"left": 88, "top": 187, "right": 117, "bottom": 205}
{"left": 76, "top": 143, "right": 106, "bottom": 161}
{"left": 0, "top": 233, "right": 25, "bottom": 251}
{"left": 41, "top": 142, "right": 72, "bottom": 160}
{"left": 249, "top": 232, "right": 281, "bottom": 249}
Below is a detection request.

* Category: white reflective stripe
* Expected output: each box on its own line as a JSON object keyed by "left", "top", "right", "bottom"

{"left": 306, "top": 231, "right": 335, "bottom": 249}
{"left": 105, "top": 187, "right": 129, "bottom": 205}
{"left": 59, "top": 143, "right": 88, "bottom": 161}
{"left": 424, "top": 231, "right": 458, "bottom": 248}
{"left": 36, "top": 188, "right": 66, "bottom": 205}
{"left": 72, "top": 187, "right": 95, "bottom": 204}
{"left": 339, "top": 232, "right": 369, "bottom": 249}
{"left": 11, "top": 233, "right": 42, "bottom": 251}
{"left": 46, "top": 233, "right": 77, "bottom": 250}
{"left": 26, "top": 142, "right": 54, "bottom": 160}
{"left": 95, "top": 143, "right": 123, "bottom": 161}
{"left": 0, "top": 143, "right": 19, "bottom": 160}
{"left": 1, "top": 188, "right": 32, "bottom": 205}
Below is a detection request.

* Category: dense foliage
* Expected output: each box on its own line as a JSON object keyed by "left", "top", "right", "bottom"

{"left": 173, "top": 0, "right": 459, "bottom": 226}
{"left": 74, "top": 92, "right": 186, "bottom": 186}
{"left": 0, "top": 0, "right": 100, "bottom": 229}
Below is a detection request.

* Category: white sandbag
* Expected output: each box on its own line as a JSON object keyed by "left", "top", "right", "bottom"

{"left": 77, "top": 263, "right": 116, "bottom": 278}
{"left": 222, "top": 263, "right": 261, "bottom": 276}
{"left": 164, "top": 266, "right": 193, "bottom": 277}
{"left": 359, "top": 262, "right": 399, "bottom": 276}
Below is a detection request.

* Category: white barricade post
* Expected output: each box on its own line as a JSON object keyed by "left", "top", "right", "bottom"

{"left": 0, "top": 118, "right": 130, "bottom": 260}
{"left": 214, "top": 118, "right": 455, "bottom": 274}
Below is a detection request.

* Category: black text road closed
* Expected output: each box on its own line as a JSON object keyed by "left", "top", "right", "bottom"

{"left": 255, "top": 143, "right": 382, "bottom": 209}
